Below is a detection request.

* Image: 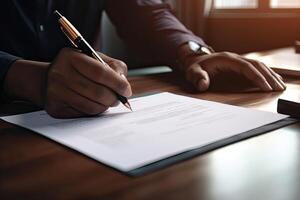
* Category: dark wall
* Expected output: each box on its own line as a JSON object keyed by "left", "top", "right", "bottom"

{"left": 206, "top": 16, "right": 300, "bottom": 53}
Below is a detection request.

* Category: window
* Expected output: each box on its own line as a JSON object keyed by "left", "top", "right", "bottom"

{"left": 271, "top": 0, "right": 300, "bottom": 8}
{"left": 214, "top": 0, "right": 300, "bottom": 10}
{"left": 214, "top": 0, "right": 257, "bottom": 9}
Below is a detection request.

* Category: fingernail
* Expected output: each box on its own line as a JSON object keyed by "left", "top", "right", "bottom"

{"left": 279, "top": 84, "right": 285, "bottom": 90}
{"left": 274, "top": 81, "right": 285, "bottom": 91}
{"left": 120, "top": 73, "right": 127, "bottom": 80}
{"left": 280, "top": 81, "right": 287, "bottom": 89}
{"left": 265, "top": 83, "right": 273, "bottom": 91}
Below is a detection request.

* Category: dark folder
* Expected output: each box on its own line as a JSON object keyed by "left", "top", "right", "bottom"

{"left": 124, "top": 93, "right": 298, "bottom": 176}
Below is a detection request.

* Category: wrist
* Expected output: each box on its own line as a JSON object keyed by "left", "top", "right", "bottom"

{"left": 177, "top": 42, "right": 214, "bottom": 71}
{"left": 3, "top": 59, "right": 50, "bottom": 107}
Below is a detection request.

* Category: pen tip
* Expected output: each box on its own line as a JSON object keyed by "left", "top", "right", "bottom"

{"left": 125, "top": 102, "right": 133, "bottom": 112}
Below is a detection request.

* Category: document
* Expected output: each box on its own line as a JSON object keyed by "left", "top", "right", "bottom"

{"left": 1, "top": 93, "right": 287, "bottom": 172}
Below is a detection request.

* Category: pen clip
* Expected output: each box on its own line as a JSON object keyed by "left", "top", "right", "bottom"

{"left": 60, "top": 26, "right": 78, "bottom": 48}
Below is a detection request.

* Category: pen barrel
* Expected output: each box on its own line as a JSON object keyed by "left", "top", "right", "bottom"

{"left": 74, "top": 37, "right": 95, "bottom": 58}
{"left": 75, "top": 36, "right": 106, "bottom": 65}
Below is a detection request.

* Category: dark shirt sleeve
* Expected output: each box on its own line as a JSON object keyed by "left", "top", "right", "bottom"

{"left": 0, "top": 51, "right": 20, "bottom": 94}
{"left": 105, "top": 0, "right": 208, "bottom": 68}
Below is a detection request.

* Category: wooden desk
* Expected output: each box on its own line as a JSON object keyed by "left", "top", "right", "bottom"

{"left": 1, "top": 69, "right": 300, "bottom": 199}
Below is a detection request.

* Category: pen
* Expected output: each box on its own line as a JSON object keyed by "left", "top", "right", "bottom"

{"left": 53, "top": 10, "right": 132, "bottom": 111}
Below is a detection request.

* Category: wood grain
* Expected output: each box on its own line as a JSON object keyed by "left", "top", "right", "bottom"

{"left": 1, "top": 72, "right": 299, "bottom": 200}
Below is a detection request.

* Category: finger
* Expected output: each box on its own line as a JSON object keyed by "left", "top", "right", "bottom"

{"left": 68, "top": 69, "right": 119, "bottom": 107}
{"left": 270, "top": 71, "right": 283, "bottom": 80}
{"left": 45, "top": 98, "right": 86, "bottom": 118}
{"left": 244, "top": 58, "right": 285, "bottom": 91}
{"left": 223, "top": 57, "right": 273, "bottom": 91}
{"left": 258, "top": 61, "right": 286, "bottom": 90}
{"left": 50, "top": 105, "right": 86, "bottom": 118}
{"left": 48, "top": 83, "right": 108, "bottom": 116}
{"left": 263, "top": 64, "right": 286, "bottom": 89}
{"left": 244, "top": 58, "right": 286, "bottom": 90}
{"left": 186, "top": 64, "right": 210, "bottom": 92}
{"left": 97, "top": 53, "right": 128, "bottom": 76}
{"left": 70, "top": 51, "right": 132, "bottom": 97}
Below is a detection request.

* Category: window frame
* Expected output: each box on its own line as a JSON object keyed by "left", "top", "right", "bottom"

{"left": 211, "top": 0, "right": 300, "bottom": 15}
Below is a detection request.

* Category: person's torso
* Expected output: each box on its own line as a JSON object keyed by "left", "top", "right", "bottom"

{"left": 0, "top": 0, "right": 105, "bottom": 62}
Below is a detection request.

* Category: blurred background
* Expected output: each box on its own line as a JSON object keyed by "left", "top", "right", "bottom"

{"left": 102, "top": 0, "right": 300, "bottom": 67}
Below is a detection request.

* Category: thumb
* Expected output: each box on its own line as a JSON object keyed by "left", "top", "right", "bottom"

{"left": 185, "top": 63, "right": 210, "bottom": 92}
{"left": 97, "top": 52, "right": 128, "bottom": 76}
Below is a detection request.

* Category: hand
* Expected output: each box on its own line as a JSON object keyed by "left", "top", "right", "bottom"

{"left": 45, "top": 48, "right": 132, "bottom": 118}
{"left": 183, "top": 52, "right": 286, "bottom": 92}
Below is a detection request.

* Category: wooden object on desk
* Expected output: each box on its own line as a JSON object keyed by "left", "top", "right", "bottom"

{"left": 244, "top": 47, "right": 300, "bottom": 77}
{"left": 296, "top": 40, "right": 300, "bottom": 54}
{"left": 0, "top": 71, "right": 300, "bottom": 199}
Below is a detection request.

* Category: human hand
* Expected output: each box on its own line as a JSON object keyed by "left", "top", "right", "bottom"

{"left": 183, "top": 52, "right": 286, "bottom": 92}
{"left": 45, "top": 48, "right": 132, "bottom": 118}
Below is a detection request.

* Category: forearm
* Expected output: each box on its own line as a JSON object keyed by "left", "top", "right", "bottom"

{"left": 3, "top": 59, "right": 49, "bottom": 107}
{"left": 106, "top": 0, "right": 207, "bottom": 68}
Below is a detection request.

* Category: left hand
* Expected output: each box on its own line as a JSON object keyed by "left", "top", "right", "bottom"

{"left": 181, "top": 51, "right": 286, "bottom": 92}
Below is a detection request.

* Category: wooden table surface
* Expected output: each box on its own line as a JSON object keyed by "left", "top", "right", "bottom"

{"left": 1, "top": 71, "right": 300, "bottom": 200}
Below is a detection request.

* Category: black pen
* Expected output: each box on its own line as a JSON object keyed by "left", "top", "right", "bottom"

{"left": 53, "top": 10, "right": 132, "bottom": 111}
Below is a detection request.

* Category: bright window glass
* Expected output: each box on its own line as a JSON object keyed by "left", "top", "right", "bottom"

{"left": 270, "top": 0, "right": 300, "bottom": 8}
{"left": 214, "top": 0, "right": 257, "bottom": 8}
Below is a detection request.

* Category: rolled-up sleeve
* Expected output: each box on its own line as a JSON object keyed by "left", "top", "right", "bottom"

{"left": 0, "top": 51, "right": 20, "bottom": 94}
{"left": 105, "top": 0, "right": 208, "bottom": 68}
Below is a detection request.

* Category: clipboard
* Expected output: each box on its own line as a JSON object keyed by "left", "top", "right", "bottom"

{"left": 127, "top": 117, "right": 297, "bottom": 176}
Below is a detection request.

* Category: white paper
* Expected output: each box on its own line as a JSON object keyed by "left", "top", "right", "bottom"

{"left": 1, "top": 93, "right": 287, "bottom": 171}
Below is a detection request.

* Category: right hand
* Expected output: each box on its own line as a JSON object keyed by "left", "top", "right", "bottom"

{"left": 45, "top": 48, "right": 132, "bottom": 118}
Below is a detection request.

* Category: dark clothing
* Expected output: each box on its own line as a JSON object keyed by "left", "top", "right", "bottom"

{"left": 0, "top": 0, "right": 206, "bottom": 90}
